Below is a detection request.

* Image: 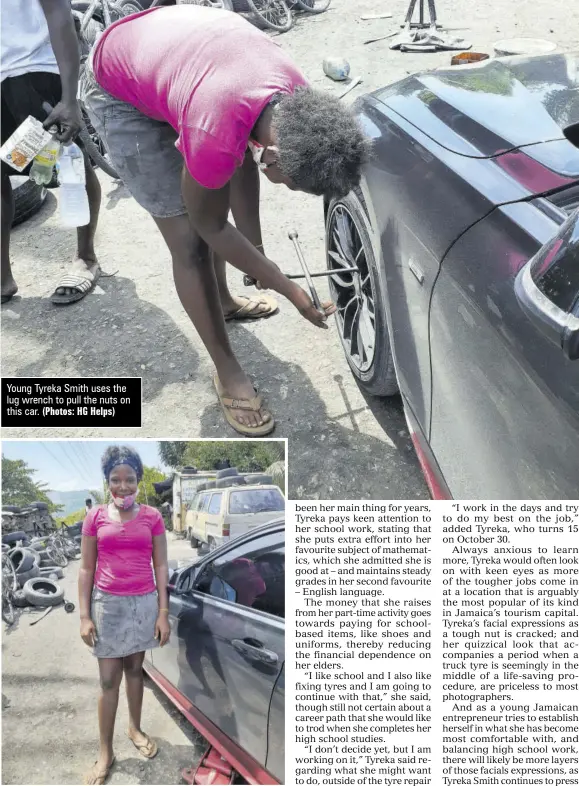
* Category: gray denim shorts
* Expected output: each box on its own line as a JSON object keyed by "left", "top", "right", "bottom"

{"left": 83, "top": 58, "right": 187, "bottom": 218}
{"left": 90, "top": 586, "right": 160, "bottom": 659}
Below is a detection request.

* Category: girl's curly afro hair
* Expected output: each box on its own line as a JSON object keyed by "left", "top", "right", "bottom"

{"left": 273, "top": 87, "right": 373, "bottom": 199}
{"left": 101, "top": 445, "right": 144, "bottom": 482}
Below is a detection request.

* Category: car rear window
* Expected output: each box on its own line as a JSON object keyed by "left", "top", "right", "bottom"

{"left": 228, "top": 488, "right": 285, "bottom": 515}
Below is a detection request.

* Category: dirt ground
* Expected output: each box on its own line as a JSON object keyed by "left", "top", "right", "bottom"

{"left": 2, "top": 0, "right": 578, "bottom": 499}
{"left": 1, "top": 534, "right": 208, "bottom": 786}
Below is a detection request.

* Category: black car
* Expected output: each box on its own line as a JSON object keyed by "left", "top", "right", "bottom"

{"left": 144, "top": 519, "right": 284, "bottom": 784}
{"left": 325, "top": 52, "right": 579, "bottom": 499}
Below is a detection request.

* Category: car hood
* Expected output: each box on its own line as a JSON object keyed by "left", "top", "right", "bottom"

{"left": 373, "top": 52, "right": 579, "bottom": 175}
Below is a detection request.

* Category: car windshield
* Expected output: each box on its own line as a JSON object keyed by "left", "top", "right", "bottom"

{"left": 228, "top": 488, "right": 285, "bottom": 515}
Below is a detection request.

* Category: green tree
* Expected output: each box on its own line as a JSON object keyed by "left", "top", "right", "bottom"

{"left": 1, "top": 456, "right": 63, "bottom": 513}
{"left": 158, "top": 441, "right": 284, "bottom": 473}
{"left": 158, "top": 442, "right": 188, "bottom": 469}
{"left": 61, "top": 508, "right": 86, "bottom": 527}
{"left": 139, "top": 466, "right": 166, "bottom": 509}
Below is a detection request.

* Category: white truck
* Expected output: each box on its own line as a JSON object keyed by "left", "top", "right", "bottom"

{"left": 186, "top": 482, "right": 285, "bottom": 552}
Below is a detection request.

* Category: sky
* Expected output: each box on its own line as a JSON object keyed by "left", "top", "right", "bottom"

{"left": 2, "top": 440, "right": 170, "bottom": 492}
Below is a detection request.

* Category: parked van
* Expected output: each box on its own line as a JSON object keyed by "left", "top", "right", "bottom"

{"left": 186, "top": 484, "right": 285, "bottom": 552}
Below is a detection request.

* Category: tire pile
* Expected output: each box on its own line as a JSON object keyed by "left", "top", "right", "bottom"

{"left": 197, "top": 466, "right": 274, "bottom": 492}
{"left": 2, "top": 529, "right": 80, "bottom": 612}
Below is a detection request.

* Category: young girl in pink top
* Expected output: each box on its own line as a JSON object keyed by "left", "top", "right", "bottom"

{"left": 79, "top": 445, "right": 170, "bottom": 785}
{"left": 83, "top": 5, "right": 370, "bottom": 436}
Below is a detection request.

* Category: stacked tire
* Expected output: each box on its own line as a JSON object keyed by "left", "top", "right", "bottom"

{"left": 8, "top": 547, "right": 40, "bottom": 588}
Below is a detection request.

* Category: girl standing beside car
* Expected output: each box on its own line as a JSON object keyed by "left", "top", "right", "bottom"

{"left": 78, "top": 445, "right": 170, "bottom": 785}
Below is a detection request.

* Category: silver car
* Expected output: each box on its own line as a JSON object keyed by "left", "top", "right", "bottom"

{"left": 144, "top": 519, "right": 285, "bottom": 784}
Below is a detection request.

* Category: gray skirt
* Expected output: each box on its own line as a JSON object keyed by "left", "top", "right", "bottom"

{"left": 91, "top": 587, "right": 160, "bottom": 659}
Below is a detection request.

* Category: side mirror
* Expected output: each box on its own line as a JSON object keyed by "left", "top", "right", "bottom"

{"left": 515, "top": 209, "right": 579, "bottom": 360}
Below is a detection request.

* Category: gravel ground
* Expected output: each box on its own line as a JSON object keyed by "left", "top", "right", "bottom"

{"left": 2, "top": 0, "right": 578, "bottom": 499}
{"left": 1, "top": 534, "right": 207, "bottom": 786}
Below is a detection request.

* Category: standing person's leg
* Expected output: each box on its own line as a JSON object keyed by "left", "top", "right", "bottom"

{"left": 215, "top": 153, "right": 278, "bottom": 320}
{"left": 1, "top": 90, "right": 19, "bottom": 303}
{"left": 83, "top": 658, "right": 122, "bottom": 785}
{"left": 123, "top": 651, "right": 158, "bottom": 758}
{"left": 0, "top": 172, "right": 16, "bottom": 302}
{"left": 154, "top": 214, "right": 271, "bottom": 429}
{"left": 77, "top": 154, "right": 101, "bottom": 267}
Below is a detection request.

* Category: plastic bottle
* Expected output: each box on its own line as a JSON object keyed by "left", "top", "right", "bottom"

{"left": 323, "top": 56, "right": 351, "bottom": 81}
{"left": 30, "top": 138, "right": 61, "bottom": 185}
{"left": 57, "top": 143, "right": 89, "bottom": 228}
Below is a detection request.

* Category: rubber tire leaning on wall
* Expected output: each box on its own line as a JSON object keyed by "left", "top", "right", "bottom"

{"left": 23, "top": 578, "right": 65, "bottom": 607}
{"left": 9, "top": 549, "right": 35, "bottom": 574}
{"left": 17, "top": 565, "right": 41, "bottom": 588}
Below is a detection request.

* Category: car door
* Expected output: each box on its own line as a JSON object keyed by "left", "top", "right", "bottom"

{"left": 429, "top": 198, "right": 579, "bottom": 497}
{"left": 193, "top": 492, "right": 211, "bottom": 544}
{"left": 204, "top": 491, "right": 224, "bottom": 549}
{"left": 151, "top": 529, "right": 285, "bottom": 776}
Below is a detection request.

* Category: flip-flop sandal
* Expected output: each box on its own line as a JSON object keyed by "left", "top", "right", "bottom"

{"left": 213, "top": 373, "right": 275, "bottom": 436}
{"left": 224, "top": 294, "right": 278, "bottom": 321}
{"left": 51, "top": 261, "right": 101, "bottom": 305}
{"left": 127, "top": 732, "right": 158, "bottom": 759}
{"left": 82, "top": 756, "right": 116, "bottom": 785}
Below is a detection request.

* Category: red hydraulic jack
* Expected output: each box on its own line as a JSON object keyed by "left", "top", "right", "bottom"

{"left": 182, "top": 745, "right": 236, "bottom": 785}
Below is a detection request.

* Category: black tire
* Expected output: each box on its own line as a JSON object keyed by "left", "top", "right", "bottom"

{"left": 244, "top": 474, "right": 273, "bottom": 485}
{"left": 1, "top": 506, "right": 22, "bottom": 514}
{"left": 195, "top": 483, "right": 208, "bottom": 493}
{"left": 205, "top": 480, "right": 217, "bottom": 489}
{"left": 9, "top": 550, "right": 35, "bottom": 574}
{"left": 215, "top": 476, "right": 246, "bottom": 489}
{"left": 216, "top": 467, "right": 239, "bottom": 479}
{"left": 29, "top": 502, "right": 49, "bottom": 510}
{"left": 12, "top": 590, "right": 30, "bottom": 609}
{"left": 39, "top": 567, "right": 64, "bottom": 579}
{"left": 189, "top": 532, "right": 200, "bottom": 548}
{"left": 23, "top": 578, "right": 65, "bottom": 607}
{"left": 17, "top": 565, "right": 41, "bottom": 588}
{"left": 2, "top": 531, "right": 29, "bottom": 545}
{"left": 29, "top": 541, "right": 47, "bottom": 552}
{"left": 326, "top": 189, "right": 399, "bottom": 397}
{"left": 11, "top": 177, "right": 47, "bottom": 227}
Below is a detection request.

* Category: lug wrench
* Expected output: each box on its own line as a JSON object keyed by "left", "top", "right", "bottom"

{"left": 243, "top": 231, "right": 359, "bottom": 309}
{"left": 287, "top": 229, "right": 324, "bottom": 312}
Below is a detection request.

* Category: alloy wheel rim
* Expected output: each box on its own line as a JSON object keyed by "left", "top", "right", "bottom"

{"left": 327, "top": 203, "right": 376, "bottom": 372}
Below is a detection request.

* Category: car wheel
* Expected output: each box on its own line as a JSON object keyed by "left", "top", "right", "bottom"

{"left": 189, "top": 531, "right": 199, "bottom": 548}
{"left": 11, "top": 177, "right": 47, "bottom": 227}
{"left": 326, "top": 189, "right": 399, "bottom": 397}
{"left": 208, "top": 538, "right": 218, "bottom": 552}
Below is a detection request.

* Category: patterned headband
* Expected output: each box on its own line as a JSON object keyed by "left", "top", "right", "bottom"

{"left": 104, "top": 455, "right": 142, "bottom": 480}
